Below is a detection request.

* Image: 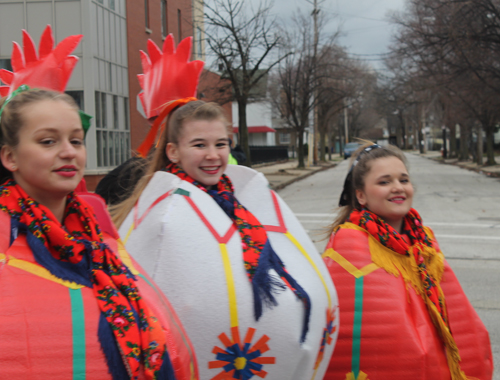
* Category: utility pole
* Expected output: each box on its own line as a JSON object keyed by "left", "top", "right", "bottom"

{"left": 312, "top": 0, "right": 319, "bottom": 165}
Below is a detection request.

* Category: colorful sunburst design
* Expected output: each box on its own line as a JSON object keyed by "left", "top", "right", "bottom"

{"left": 314, "top": 306, "right": 338, "bottom": 370}
{"left": 209, "top": 327, "right": 276, "bottom": 380}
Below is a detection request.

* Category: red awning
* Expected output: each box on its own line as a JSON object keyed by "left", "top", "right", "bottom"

{"left": 233, "top": 126, "right": 276, "bottom": 134}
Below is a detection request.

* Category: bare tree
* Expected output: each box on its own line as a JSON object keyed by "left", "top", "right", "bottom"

{"left": 200, "top": 0, "right": 286, "bottom": 166}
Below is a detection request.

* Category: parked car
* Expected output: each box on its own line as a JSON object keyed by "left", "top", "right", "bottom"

{"left": 344, "top": 142, "right": 361, "bottom": 159}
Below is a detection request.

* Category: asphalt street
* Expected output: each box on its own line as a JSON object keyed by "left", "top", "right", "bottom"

{"left": 277, "top": 152, "right": 500, "bottom": 379}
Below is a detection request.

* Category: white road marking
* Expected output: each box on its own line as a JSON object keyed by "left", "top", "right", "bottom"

{"left": 435, "top": 234, "right": 500, "bottom": 241}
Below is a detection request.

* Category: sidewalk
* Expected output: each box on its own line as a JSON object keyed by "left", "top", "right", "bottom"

{"left": 413, "top": 150, "right": 500, "bottom": 178}
{"left": 253, "top": 159, "right": 339, "bottom": 190}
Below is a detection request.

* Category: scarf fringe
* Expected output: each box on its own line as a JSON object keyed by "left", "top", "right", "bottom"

{"left": 253, "top": 241, "right": 311, "bottom": 343}
{"left": 98, "top": 313, "right": 131, "bottom": 380}
{"left": 366, "top": 228, "right": 474, "bottom": 380}
{"left": 156, "top": 350, "right": 176, "bottom": 380}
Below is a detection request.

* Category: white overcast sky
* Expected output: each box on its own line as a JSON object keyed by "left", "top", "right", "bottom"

{"left": 266, "top": 0, "right": 408, "bottom": 71}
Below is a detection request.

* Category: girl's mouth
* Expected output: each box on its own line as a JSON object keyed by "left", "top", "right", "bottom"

{"left": 201, "top": 166, "right": 220, "bottom": 175}
{"left": 55, "top": 165, "right": 77, "bottom": 177}
{"left": 389, "top": 196, "right": 406, "bottom": 204}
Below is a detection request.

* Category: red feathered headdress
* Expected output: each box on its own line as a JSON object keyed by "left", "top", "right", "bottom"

{"left": 0, "top": 25, "right": 82, "bottom": 97}
{"left": 136, "top": 34, "right": 204, "bottom": 157}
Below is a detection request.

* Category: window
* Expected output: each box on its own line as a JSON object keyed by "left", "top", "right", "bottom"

{"left": 177, "top": 9, "right": 182, "bottom": 40}
{"left": 113, "top": 95, "right": 118, "bottom": 129}
{"left": 197, "top": 27, "right": 203, "bottom": 58}
{"left": 95, "top": 91, "right": 130, "bottom": 168}
{"left": 0, "top": 59, "right": 12, "bottom": 71}
{"left": 279, "top": 132, "right": 291, "bottom": 144}
{"left": 109, "top": 0, "right": 115, "bottom": 10}
{"left": 66, "top": 91, "right": 84, "bottom": 110}
{"left": 161, "top": 0, "right": 168, "bottom": 37}
{"left": 145, "top": 0, "right": 150, "bottom": 29}
{"left": 96, "top": 0, "right": 103, "bottom": 3}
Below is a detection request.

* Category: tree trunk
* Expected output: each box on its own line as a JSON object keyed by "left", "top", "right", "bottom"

{"left": 485, "top": 124, "right": 497, "bottom": 166}
{"left": 476, "top": 124, "right": 484, "bottom": 166}
{"left": 319, "top": 126, "right": 326, "bottom": 162}
{"left": 297, "top": 129, "right": 305, "bottom": 168}
{"left": 237, "top": 100, "right": 252, "bottom": 167}
{"left": 449, "top": 123, "right": 457, "bottom": 158}
{"left": 459, "top": 124, "right": 469, "bottom": 161}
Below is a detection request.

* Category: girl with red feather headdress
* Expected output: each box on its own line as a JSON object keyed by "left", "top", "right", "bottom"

{"left": 109, "top": 35, "right": 340, "bottom": 380}
{"left": 0, "top": 26, "right": 198, "bottom": 380}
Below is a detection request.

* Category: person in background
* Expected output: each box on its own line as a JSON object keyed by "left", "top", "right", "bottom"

{"left": 322, "top": 142, "right": 492, "bottom": 380}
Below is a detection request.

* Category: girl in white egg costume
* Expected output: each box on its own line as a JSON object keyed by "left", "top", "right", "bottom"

{"left": 111, "top": 35, "right": 339, "bottom": 380}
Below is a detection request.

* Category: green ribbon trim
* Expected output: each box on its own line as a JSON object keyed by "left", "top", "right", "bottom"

{"left": 69, "top": 288, "right": 86, "bottom": 380}
{"left": 352, "top": 276, "right": 364, "bottom": 379}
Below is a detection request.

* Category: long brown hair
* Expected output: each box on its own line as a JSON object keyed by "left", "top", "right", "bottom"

{"left": 0, "top": 89, "right": 78, "bottom": 183}
{"left": 325, "top": 140, "right": 409, "bottom": 236}
{"left": 111, "top": 100, "right": 230, "bottom": 228}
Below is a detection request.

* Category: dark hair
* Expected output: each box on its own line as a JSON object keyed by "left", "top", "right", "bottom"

{"left": 111, "top": 100, "right": 230, "bottom": 227}
{"left": 326, "top": 141, "right": 408, "bottom": 235}
{"left": 0, "top": 89, "right": 78, "bottom": 183}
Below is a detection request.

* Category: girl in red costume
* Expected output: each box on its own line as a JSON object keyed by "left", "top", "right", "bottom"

{"left": 322, "top": 142, "right": 492, "bottom": 380}
{"left": 0, "top": 26, "right": 197, "bottom": 380}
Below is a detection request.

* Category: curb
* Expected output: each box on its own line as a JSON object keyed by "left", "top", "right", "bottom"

{"left": 271, "top": 163, "right": 337, "bottom": 191}
{"left": 421, "top": 154, "right": 500, "bottom": 179}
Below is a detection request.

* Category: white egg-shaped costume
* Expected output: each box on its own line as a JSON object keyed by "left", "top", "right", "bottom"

{"left": 119, "top": 165, "right": 339, "bottom": 380}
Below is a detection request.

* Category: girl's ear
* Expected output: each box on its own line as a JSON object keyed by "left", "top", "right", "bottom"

{"left": 166, "top": 142, "right": 179, "bottom": 163}
{"left": 355, "top": 189, "right": 366, "bottom": 206}
{"left": 0, "top": 145, "right": 18, "bottom": 173}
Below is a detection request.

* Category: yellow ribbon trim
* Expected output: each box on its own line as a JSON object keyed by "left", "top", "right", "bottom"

{"left": 116, "top": 239, "right": 139, "bottom": 275}
{"left": 345, "top": 371, "right": 369, "bottom": 380}
{"left": 219, "top": 243, "right": 239, "bottom": 328}
{"left": 123, "top": 222, "right": 135, "bottom": 245}
{"left": 0, "top": 253, "right": 84, "bottom": 289}
{"left": 322, "top": 248, "right": 379, "bottom": 279}
{"left": 285, "top": 231, "right": 333, "bottom": 309}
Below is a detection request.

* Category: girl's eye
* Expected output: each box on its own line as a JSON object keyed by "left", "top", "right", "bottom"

{"left": 71, "top": 139, "right": 84, "bottom": 146}
{"left": 217, "top": 142, "right": 228, "bottom": 148}
{"left": 194, "top": 143, "right": 205, "bottom": 148}
{"left": 378, "top": 181, "right": 389, "bottom": 185}
{"left": 401, "top": 179, "right": 410, "bottom": 184}
{"left": 40, "top": 139, "right": 55, "bottom": 146}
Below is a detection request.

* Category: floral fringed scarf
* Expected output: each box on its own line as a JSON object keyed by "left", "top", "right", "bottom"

{"left": 0, "top": 179, "right": 172, "bottom": 380}
{"left": 347, "top": 207, "right": 474, "bottom": 380}
{"left": 166, "top": 163, "right": 311, "bottom": 342}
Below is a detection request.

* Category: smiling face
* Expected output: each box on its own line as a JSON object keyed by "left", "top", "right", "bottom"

{"left": 355, "top": 156, "right": 414, "bottom": 232}
{"left": 1, "top": 99, "right": 86, "bottom": 206}
{"left": 166, "top": 118, "right": 230, "bottom": 186}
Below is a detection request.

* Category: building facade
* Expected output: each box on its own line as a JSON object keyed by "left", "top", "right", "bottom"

{"left": 0, "top": 0, "right": 200, "bottom": 189}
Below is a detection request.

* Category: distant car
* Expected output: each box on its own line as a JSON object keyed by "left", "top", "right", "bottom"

{"left": 344, "top": 142, "right": 361, "bottom": 159}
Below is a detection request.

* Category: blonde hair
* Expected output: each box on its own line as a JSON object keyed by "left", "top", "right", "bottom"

{"left": 325, "top": 140, "right": 408, "bottom": 236}
{"left": 0, "top": 89, "right": 78, "bottom": 183}
{"left": 111, "top": 101, "right": 230, "bottom": 227}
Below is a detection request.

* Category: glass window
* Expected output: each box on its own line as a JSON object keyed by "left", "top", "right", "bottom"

{"left": 66, "top": 91, "right": 84, "bottom": 110}
{"left": 109, "top": 0, "right": 115, "bottom": 10}
{"left": 96, "top": 93, "right": 130, "bottom": 168}
{"left": 94, "top": 91, "right": 101, "bottom": 128}
{"left": 145, "top": 0, "right": 150, "bottom": 29}
{"left": 177, "top": 9, "right": 182, "bottom": 40}
{"left": 279, "top": 132, "right": 291, "bottom": 144}
{"left": 113, "top": 95, "right": 118, "bottom": 129}
{"left": 0, "top": 59, "right": 12, "bottom": 71}
{"left": 161, "top": 0, "right": 168, "bottom": 37}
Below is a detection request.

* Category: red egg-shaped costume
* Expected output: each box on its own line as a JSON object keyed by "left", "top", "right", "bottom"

{"left": 0, "top": 196, "right": 198, "bottom": 380}
{"left": 322, "top": 223, "right": 492, "bottom": 380}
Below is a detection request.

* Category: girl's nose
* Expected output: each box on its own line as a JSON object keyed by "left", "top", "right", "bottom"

{"left": 59, "top": 140, "right": 77, "bottom": 158}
